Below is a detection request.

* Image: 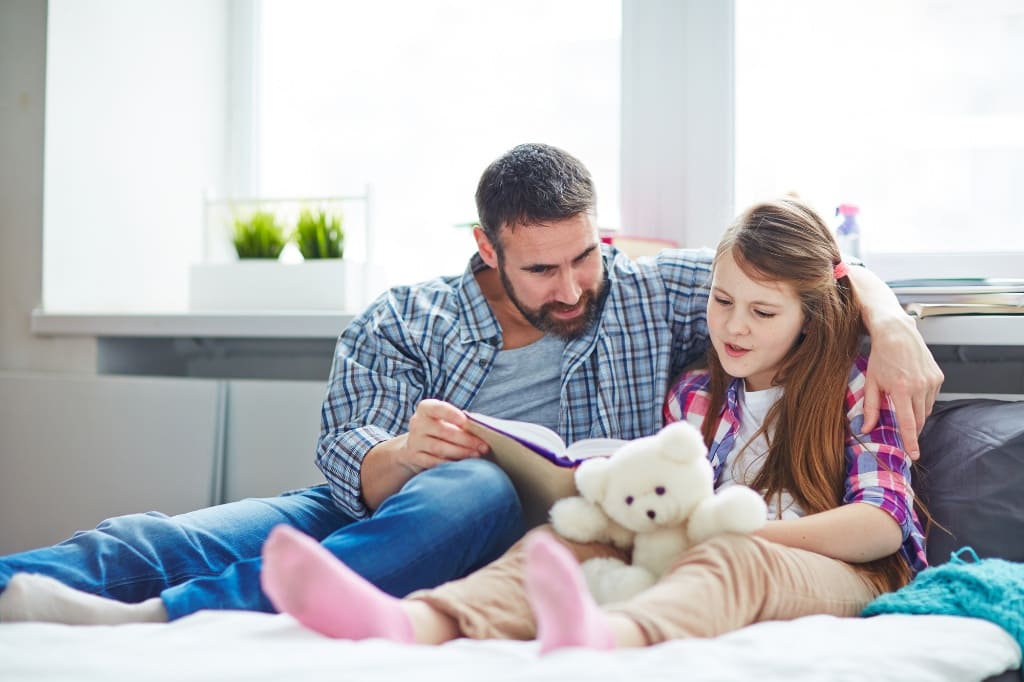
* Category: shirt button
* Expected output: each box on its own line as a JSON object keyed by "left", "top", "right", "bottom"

{"left": 478, "top": 359, "right": 487, "bottom": 367}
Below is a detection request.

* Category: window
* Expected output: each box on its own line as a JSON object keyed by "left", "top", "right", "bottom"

{"left": 41, "top": 1, "right": 619, "bottom": 313}
{"left": 735, "top": 0, "right": 1024, "bottom": 258}
{"left": 254, "top": 0, "right": 622, "bottom": 282}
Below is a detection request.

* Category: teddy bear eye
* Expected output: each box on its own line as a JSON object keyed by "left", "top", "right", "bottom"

{"left": 655, "top": 486, "right": 666, "bottom": 496}
{"left": 625, "top": 496, "right": 634, "bottom": 505}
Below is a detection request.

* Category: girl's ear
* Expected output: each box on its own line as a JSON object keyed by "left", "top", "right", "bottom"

{"left": 474, "top": 227, "right": 499, "bottom": 269}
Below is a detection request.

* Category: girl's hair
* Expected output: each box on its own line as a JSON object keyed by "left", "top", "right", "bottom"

{"left": 701, "top": 197, "right": 910, "bottom": 590}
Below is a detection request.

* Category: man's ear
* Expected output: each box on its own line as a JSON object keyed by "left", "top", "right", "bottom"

{"left": 474, "top": 226, "right": 499, "bottom": 269}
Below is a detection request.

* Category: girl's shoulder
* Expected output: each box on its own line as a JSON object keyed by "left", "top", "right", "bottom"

{"left": 844, "top": 354, "right": 872, "bottom": 406}
{"left": 664, "top": 368, "right": 714, "bottom": 423}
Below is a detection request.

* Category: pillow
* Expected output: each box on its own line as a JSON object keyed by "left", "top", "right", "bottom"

{"left": 915, "top": 399, "right": 1024, "bottom": 567}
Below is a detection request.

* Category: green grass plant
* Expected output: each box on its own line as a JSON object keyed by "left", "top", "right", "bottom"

{"left": 293, "top": 208, "right": 345, "bottom": 260}
{"left": 232, "top": 211, "right": 287, "bottom": 259}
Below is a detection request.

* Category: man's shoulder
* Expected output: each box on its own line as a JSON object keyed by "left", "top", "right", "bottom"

{"left": 390, "top": 272, "right": 465, "bottom": 305}
{"left": 353, "top": 270, "right": 472, "bottom": 340}
{"left": 605, "top": 246, "right": 713, "bottom": 293}
{"left": 599, "top": 246, "right": 713, "bottom": 332}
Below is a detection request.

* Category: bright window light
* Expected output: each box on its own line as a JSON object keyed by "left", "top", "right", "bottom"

{"left": 256, "top": 0, "right": 621, "bottom": 282}
{"left": 735, "top": 0, "right": 1024, "bottom": 255}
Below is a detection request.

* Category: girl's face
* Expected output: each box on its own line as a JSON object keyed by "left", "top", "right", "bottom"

{"left": 707, "top": 249, "right": 807, "bottom": 391}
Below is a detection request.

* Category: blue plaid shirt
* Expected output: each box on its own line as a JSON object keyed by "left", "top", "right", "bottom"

{"left": 317, "top": 244, "right": 713, "bottom": 518}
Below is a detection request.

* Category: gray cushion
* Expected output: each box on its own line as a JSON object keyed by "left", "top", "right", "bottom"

{"left": 915, "top": 399, "right": 1024, "bottom": 566}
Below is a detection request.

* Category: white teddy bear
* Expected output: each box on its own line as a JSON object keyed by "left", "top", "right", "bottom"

{"left": 549, "top": 420, "right": 768, "bottom": 604}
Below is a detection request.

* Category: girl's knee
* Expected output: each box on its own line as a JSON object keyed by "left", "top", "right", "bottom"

{"left": 690, "top": 533, "right": 773, "bottom": 565}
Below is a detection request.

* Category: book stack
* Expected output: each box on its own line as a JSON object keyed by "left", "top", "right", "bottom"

{"left": 886, "top": 278, "right": 1024, "bottom": 319}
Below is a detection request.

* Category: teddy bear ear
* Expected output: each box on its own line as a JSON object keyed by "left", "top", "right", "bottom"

{"left": 658, "top": 421, "right": 708, "bottom": 462}
{"left": 574, "top": 457, "right": 611, "bottom": 501}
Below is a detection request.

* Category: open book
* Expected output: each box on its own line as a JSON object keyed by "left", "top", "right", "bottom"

{"left": 463, "top": 412, "right": 629, "bottom": 527}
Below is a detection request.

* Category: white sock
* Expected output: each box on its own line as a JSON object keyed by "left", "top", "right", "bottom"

{"left": 0, "top": 573, "right": 168, "bottom": 625}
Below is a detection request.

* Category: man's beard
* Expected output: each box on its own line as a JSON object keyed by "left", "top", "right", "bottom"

{"left": 498, "top": 266, "right": 604, "bottom": 341}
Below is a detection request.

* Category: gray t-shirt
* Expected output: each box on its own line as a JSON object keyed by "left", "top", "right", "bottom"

{"left": 469, "top": 334, "right": 566, "bottom": 432}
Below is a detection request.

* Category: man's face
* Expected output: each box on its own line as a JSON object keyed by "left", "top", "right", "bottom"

{"left": 494, "top": 213, "right": 605, "bottom": 340}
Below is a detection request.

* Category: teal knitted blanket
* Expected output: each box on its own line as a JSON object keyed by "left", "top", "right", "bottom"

{"left": 863, "top": 548, "right": 1024, "bottom": 650}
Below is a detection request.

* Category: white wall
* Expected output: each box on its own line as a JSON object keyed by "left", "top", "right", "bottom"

{"left": 0, "top": 0, "right": 96, "bottom": 373}
{"left": 620, "top": 0, "right": 734, "bottom": 249}
{"left": 43, "top": 0, "right": 229, "bottom": 312}
{"left": 0, "top": 373, "right": 223, "bottom": 554}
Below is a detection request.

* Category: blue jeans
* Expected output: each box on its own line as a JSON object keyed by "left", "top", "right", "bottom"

{"left": 0, "top": 459, "right": 524, "bottom": 620}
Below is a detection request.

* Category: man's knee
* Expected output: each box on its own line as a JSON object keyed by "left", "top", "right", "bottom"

{"left": 91, "top": 510, "right": 172, "bottom": 538}
{"left": 411, "top": 459, "right": 520, "bottom": 513}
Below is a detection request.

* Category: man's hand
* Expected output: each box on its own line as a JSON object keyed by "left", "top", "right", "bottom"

{"left": 361, "top": 399, "right": 490, "bottom": 511}
{"left": 400, "top": 398, "right": 490, "bottom": 473}
{"left": 861, "top": 314, "right": 944, "bottom": 460}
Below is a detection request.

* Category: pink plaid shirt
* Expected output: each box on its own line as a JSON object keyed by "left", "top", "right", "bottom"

{"left": 663, "top": 355, "right": 928, "bottom": 574}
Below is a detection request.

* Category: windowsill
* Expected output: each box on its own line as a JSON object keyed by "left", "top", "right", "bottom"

{"left": 30, "top": 309, "right": 1024, "bottom": 346}
{"left": 30, "top": 309, "right": 356, "bottom": 339}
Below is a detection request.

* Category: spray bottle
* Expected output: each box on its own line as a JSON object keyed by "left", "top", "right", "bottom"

{"left": 835, "top": 204, "right": 861, "bottom": 259}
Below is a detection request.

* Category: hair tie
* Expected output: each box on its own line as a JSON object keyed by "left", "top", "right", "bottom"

{"left": 833, "top": 261, "right": 849, "bottom": 280}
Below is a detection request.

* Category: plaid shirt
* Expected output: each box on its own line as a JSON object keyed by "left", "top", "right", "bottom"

{"left": 319, "top": 244, "right": 713, "bottom": 518}
{"left": 663, "top": 355, "right": 929, "bottom": 574}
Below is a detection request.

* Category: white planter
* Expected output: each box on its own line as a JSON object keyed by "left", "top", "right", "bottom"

{"left": 189, "top": 260, "right": 370, "bottom": 312}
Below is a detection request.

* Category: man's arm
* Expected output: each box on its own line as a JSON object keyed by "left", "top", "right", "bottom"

{"left": 316, "top": 304, "right": 489, "bottom": 517}
{"left": 846, "top": 265, "right": 944, "bottom": 459}
{"left": 359, "top": 399, "right": 488, "bottom": 510}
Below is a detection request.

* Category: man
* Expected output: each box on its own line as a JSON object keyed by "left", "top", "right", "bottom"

{"left": 0, "top": 143, "right": 941, "bottom": 625}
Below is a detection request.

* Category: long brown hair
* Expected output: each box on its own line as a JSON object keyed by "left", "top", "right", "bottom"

{"left": 701, "top": 198, "right": 910, "bottom": 590}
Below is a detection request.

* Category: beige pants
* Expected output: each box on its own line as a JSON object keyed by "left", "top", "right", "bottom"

{"left": 410, "top": 527, "right": 882, "bottom": 644}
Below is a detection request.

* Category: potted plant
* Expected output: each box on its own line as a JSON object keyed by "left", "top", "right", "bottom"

{"left": 293, "top": 208, "right": 344, "bottom": 260}
{"left": 190, "top": 202, "right": 367, "bottom": 312}
{"left": 232, "top": 211, "right": 287, "bottom": 259}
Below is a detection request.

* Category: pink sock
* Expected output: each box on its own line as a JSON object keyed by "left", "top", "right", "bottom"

{"left": 260, "top": 524, "right": 414, "bottom": 642}
{"left": 524, "top": 533, "right": 615, "bottom": 654}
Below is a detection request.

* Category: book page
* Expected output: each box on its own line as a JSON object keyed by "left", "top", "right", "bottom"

{"left": 464, "top": 412, "right": 567, "bottom": 457}
{"left": 887, "top": 278, "right": 1024, "bottom": 293}
{"left": 897, "top": 292, "right": 1024, "bottom": 306}
{"left": 463, "top": 412, "right": 633, "bottom": 527}
{"left": 565, "top": 437, "right": 630, "bottom": 460}
{"left": 905, "top": 302, "right": 1024, "bottom": 318}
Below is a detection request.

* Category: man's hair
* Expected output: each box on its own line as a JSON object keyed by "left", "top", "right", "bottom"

{"left": 474, "top": 143, "right": 596, "bottom": 253}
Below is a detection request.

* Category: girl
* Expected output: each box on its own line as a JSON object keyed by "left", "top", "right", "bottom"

{"left": 259, "top": 197, "right": 927, "bottom": 651}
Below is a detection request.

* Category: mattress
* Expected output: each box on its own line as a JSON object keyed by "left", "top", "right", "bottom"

{"left": 0, "top": 610, "right": 1018, "bottom": 681}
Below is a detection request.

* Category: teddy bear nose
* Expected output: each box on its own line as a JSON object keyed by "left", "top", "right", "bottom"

{"left": 647, "top": 510, "right": 656, "bottom": 520}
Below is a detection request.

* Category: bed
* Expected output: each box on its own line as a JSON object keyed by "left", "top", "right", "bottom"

{"left": 1, "top": 398, "right": 1022, "bottom": 681}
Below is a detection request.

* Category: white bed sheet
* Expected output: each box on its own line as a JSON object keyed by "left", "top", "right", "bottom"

{"left": 0, "top": 611, "right": 1019, "bottom": 682}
